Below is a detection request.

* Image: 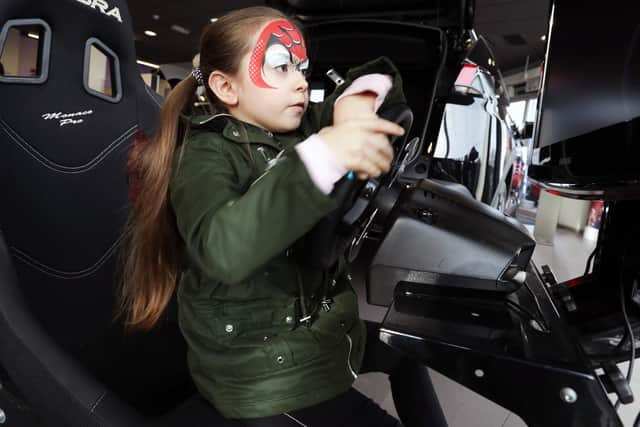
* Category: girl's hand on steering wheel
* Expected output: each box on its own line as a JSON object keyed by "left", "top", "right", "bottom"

{"left": 319, "top": 117, "right": 404, "bottom": 180}
{"left": 333, "top": 92, "right": 378, "bottom": 125}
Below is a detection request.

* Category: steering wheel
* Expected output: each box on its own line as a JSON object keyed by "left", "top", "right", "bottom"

{"left": 334, "top": 103, "right": 414, "bottom": 223}
{"left": 297, "top": 104, "right": 414, "bottom": 271}
{"left": 338, "top": 104, "right": 414, "bottom": 261}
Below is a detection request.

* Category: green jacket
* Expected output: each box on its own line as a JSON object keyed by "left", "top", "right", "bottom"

{"left": 170, "top": 57, "right": 405, "bottom": 419}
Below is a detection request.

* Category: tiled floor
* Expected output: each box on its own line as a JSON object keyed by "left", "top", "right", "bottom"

{"left": 353, "top": 225, "right": 639, "bottom": 426}
{"left": 353, "top": 369, "right": 527, "bottom": 427}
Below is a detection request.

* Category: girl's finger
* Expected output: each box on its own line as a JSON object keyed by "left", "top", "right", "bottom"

{"left": 355, "top": 157, "right": 383, "bottom": 178}
{"left": 367, "top": 134, "right": 394, "bottom": 162}
{"left": 358, "top": 117, "right": 405, "bottom": 136}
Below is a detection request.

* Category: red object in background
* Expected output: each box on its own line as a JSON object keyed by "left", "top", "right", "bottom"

{"left": 512, "top": 174, "right": 522, "bottom": 189}
{"left": 455, "top": 64, "right": 477, "bottom": 87}
{"left": 588, "top": 200, "right": 604, "bottom": 229}
{"left": 567, "top": 277, "right": 583, "bottom": 288}
{"left": 511, "top": 155, "right": 524, "bottom": 189}
{"left": 531, "top": 182, "right": 541, "bottom": 199}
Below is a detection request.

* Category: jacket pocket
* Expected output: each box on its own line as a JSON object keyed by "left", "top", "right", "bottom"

{"left": 208, "top": 299, "right": 277, "bottom": 344}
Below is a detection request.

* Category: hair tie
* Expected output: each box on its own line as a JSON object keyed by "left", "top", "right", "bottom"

{"left": 192, "top": 67, "right": 205, "bottom": 86}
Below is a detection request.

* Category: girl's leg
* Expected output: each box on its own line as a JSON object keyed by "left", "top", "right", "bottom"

{"left": 360, "top": 320, "right": 448, "bottom": 427}
{"left": 242, "top": 388, "right": 402, "bottom": 427}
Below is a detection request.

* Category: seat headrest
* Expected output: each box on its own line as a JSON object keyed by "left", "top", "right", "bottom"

{"left": 0, "top": 0, "right": 160, "bottom": 348}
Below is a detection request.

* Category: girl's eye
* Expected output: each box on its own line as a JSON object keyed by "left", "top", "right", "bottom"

{"left": 297, "top": 59, "right": 310, "bottom": 77}
{"left": 276, "top": 64, "right": 289, "bottom": 73}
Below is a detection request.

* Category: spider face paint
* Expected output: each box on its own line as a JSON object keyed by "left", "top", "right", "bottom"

{"left": 248, "top": 19, "right": 309, "bottom": 89}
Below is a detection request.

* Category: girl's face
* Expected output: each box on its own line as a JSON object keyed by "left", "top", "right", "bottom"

{"left": 232, "top": 19, "right": 310, "bottom": 133}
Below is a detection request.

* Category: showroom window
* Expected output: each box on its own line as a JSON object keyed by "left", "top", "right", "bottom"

{"left": 0, "top": 19, "right": 51, "bottom": 84}
{"left": 83, "top": 37, "right": 122, "bottom": 102}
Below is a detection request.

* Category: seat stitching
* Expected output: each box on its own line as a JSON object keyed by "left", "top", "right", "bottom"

{"left": 0, "top": 118, "right": 137, "bottom": 173}
{"left": 89, "top": 391, "right": 107, "bottom": 412}
{"left": 0, "top": 319, "right": 120, "bottom": 426}
{"left": 9, "top": 233, "right": 125, "bottom": 280}
{"left": 283, "top": 412, "right": 308, "bottom": 427}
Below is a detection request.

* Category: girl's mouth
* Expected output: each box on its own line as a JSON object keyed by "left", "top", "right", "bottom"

{"left": 288, "top": 102, "right": 305, "bottom": 113}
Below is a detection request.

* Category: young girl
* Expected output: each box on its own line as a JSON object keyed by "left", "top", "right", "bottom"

{"left": 121, "top": 6, "right": 446, "bottom": 427}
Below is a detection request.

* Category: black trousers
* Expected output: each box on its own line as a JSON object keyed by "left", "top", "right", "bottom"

{"left": 241, "top": 321, "right": 448, "bottom": 427}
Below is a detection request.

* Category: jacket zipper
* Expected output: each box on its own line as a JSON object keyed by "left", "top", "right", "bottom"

{"left": 346, "top": 334, "right": 358, "bottom": 379}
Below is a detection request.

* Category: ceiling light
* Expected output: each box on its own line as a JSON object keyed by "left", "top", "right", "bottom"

{"left": 170, "top": 24, "right": 190, "bottom": 36}
{"left": 540, "top": 34, "right": 547, "bottom": 42}
{"left": 144, "top": 30, "right": 157, "bottom": 37}
{"left": 137, "top": 59, "right": 160, "bottom": 69}
{"left": 26, "top": 32, "right": 40, "bottom": 40}
{"left": 210, "top": 18, "right": 218, "bottom": 23}
{"left": 152, "top": 14, "right": 160, "bottom": 20}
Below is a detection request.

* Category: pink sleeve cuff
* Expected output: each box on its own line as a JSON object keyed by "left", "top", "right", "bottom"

{"left": 295, "top": 134, "right": 347, "bottom": 195}
{"left": 334, "top": 74, "right": 393, "bottom": 112}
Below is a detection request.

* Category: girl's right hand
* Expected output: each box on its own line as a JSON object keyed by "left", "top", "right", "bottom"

{"left": 319, "top": 117, "right": 405, "bottom": 180}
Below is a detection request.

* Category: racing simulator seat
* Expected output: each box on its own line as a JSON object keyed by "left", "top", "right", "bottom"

{"left": 0, "top": 0, "right": 242, "bottom": 425}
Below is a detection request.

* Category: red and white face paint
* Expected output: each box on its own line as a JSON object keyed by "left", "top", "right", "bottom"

{"left": 248, "top": 19, "right": 309, "bottom": 89}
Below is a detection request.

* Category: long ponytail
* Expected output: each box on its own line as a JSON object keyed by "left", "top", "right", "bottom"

{"left": 118, "top": 6, "right": 292, "bottom": 331}
{"left": 118, "top": 76, "right": 197, "bottom": 331}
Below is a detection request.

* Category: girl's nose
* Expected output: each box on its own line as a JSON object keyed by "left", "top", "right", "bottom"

{"left": 293, "top": 70, "right": 309, "bottom": 92}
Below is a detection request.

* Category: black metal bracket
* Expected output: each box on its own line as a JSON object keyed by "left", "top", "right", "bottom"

{"left": 541, "top": 264, "right": 577, "bottom": 313}
{"left": 600, "top": 361, "right": 634, "bottom": 405}
{"left": 379, "top": 264, "right": 622, "bottom": 427}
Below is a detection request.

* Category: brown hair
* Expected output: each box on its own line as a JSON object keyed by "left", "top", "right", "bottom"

{"left": 119, "top": 6, "right": 288, "bottom": 331}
